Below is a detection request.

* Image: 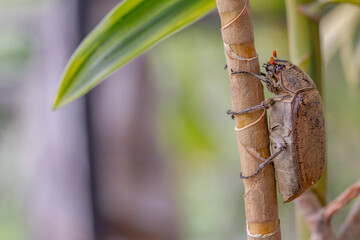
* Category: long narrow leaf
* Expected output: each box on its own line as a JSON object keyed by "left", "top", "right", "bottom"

{"left": 53, "top": 0, "right": 215, "bottom": 109}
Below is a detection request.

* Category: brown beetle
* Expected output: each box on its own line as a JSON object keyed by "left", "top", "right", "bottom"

{"left": 228, "top": 51, "right": 326, "bottom": 203}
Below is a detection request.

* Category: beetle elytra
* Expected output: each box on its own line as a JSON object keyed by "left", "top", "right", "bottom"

{"left": 228, "top": 51, "right": 326, "bottom": 203}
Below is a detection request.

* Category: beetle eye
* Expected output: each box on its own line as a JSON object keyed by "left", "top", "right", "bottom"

{"left": 276, "top": 65, "right": 285, "bottom": 72}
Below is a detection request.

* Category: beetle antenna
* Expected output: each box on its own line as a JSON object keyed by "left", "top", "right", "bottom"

{"left": 231, "top": 69, "right": 271, "bottom": 86}
{"left": 273, "top": 50, "right": 278, "bottom": 59}
{"left": 270, "top": 57, "right": 275, "bottom": 65}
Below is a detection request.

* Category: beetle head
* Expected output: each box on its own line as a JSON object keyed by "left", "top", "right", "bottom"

{"left": 262, "top": 51, "right": 293, "bottom": 94}
{"left": 265, "top": 59, "right": 287, "bottom": 81}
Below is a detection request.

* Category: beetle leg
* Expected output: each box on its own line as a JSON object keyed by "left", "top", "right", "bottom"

{"left": 240, "top": 145, "right": 285, "bottom": 179}
{"left": 231, "top": 69, "right": 272, "bottom": 86}
{"left": 227, "top": 98, "right": 275, "bottom": 119}
{"left": 226, "top": 104, "right": 265, "bottom": 120}
{"left": 269, "top": 131, "right": 287, "bottom": 148}
{"left": 240, "top": 133, "right": 286, "bottom": 179}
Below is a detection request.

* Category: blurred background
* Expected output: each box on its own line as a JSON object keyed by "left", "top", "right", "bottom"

{"left": 0, "top": 0, "right": 359, "bottom": 239}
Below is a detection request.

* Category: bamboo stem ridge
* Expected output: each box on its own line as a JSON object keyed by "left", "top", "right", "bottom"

{"left": 216, "top": 0, "right": 281, "bottom": 239}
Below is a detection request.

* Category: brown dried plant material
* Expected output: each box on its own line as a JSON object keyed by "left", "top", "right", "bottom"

{"left": 216, "top": 0, "right": 281, "bottom": 239}
{"left": 324, "top": 180, "right": 360, "bottom": 220}
{"left": 339, "top": 197, "right": 360, "bottom": 240}
{"left": 295, "top": 180, "right": 360, "bottom": 240}
{"left": 295, "top": 191, "right": 336, "bottom": 240}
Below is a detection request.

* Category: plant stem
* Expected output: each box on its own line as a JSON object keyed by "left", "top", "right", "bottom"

{"left": 216, "top": 0, "right": 281, "bottom": 239}
{"left": 285, "top": 0, "right": 327, "bottom": 239}
{"left": 339, "top": 197, "right": 360, "bottom": 239}
{"left": 299, "top": 0, "right": 360, "bottom": 20}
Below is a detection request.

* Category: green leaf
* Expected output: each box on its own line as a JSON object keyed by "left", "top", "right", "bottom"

{"left": 53, "top": 0, "right": 216, "bottom": 109}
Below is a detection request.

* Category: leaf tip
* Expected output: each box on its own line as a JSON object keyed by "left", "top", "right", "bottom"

{"left": 52, "top": 90, "right": 68, "bottom": 111}
{"left": 52, "top": 97, "right": 63, "bottom": 111}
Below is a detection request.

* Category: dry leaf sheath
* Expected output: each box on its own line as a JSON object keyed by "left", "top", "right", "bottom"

{"left": 216, "top": 0, "right": 281, "bottom": 239}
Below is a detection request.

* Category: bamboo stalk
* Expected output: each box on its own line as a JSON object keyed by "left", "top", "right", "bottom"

{"left": 216, "top": 1, "right": 281, "bottom": 239}
{"left": 285, "top": 0, "right": 327, "bottom": 239}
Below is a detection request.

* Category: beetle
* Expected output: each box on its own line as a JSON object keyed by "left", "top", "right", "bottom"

{"left": 227, "top": 51, "right": 326, "bottom": 203}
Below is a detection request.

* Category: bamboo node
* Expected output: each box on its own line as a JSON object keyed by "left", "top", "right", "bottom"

{"left": 235, "top": 109, "right": 266, "bottom": 132}
{"left": 221, "top": 0, "right": 249, "bottom": 30}
{"left": 246, "top": 221, "right": 281, "bottom": 238}
{"left": 224, "top": 43, "right": 258, "bottom": 61}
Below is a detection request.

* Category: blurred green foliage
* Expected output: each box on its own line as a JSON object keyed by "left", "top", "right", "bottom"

{"left": 0, "top": 0, "right": 46, "bottom": 5}
{"left": 0, "top": 0, "right": 359, "bottom": 239}
{"left": 251, "top": 0, "right": 286, "bottom": 13}
{"left": 0, "top": 32, "right": 31, "bottom": 82}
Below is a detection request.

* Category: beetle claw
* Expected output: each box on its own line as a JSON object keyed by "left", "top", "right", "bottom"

{"left": 226, "top": 110, "right": 236, "bottom": 119}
